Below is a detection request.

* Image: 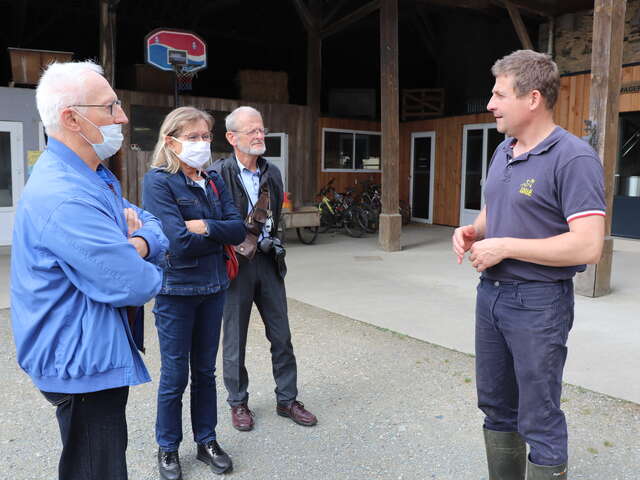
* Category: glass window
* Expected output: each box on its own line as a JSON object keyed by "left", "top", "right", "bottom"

{"left": 323, "top": 130, "right": 381, "bottom": 171}
{"left": 264, "top": 136, "right": 282, "bottom": 157}
{"left": 464, "top": 129, "right": 484, "bottom": 211}
{"left": 0, "top": 132, "right": 12, "bottom": 207}
{"left": 324, "top": 131, "right": 354, "bottom": 169}
{"left": 355, "top": 134, "right": 381, "bottom": 170}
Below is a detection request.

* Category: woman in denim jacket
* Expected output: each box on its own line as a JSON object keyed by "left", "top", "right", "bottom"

{"left": 142, "top": 107, "right": 245, "bottom": 479}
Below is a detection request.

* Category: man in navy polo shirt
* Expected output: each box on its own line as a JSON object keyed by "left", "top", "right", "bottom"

{"left": 453, "top": 50, "right": 605, "bottom": 480}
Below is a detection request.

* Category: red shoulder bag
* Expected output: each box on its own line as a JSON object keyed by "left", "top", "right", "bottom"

{"left": 208, "top": 179, "right": 239, "bottom": 281}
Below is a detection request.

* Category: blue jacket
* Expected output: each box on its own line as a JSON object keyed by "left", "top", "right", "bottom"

{"left": 11, "top": 138, "right": 168, "bottom": 394}
{"left": 142, "top": 168, "right": 245, "bottom": 296}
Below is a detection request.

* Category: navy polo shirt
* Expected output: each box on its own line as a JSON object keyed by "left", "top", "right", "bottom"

{"left": 483, "top": 126, "right": 606, "bottom": 282}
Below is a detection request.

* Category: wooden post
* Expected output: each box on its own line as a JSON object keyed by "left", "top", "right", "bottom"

{"left": 504, "top": 1, "right": 534, "bottom": 50}
{"left": 306, "top": 0, "right": 322, "bottom": 207}
{"left": 99, "top": 0, "right": 118, "bottom": 86}
{"left": 575, "top": 0, "right": 627, "bottom": 297}
{"left": 291, "top": 0, "right": 322, "bottom": 207}
{"left": 378, "top": 0, "right": 401, "bottom": 251}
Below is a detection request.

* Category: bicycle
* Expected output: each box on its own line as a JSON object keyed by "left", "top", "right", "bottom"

{"left": 317, "top": 179, "right": 365, "bottom": 238}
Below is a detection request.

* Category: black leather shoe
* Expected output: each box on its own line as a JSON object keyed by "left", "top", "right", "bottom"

{"left": 197, "top": 440, "right": 233, "bottom": 474}
{"left": 158, "top": 449, "right": 182, "bottom": 480}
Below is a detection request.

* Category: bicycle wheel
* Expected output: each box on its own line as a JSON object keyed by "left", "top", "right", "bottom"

{"left": 296, "top": 227, "right": 319, "bottom": 244}
{"left": 343, "top": 207, "right": 365, "bottom": 238}
{"left": 399, "top": 202, "right": 411, "bottom": 226}
{"left": 360, "top": 204, "right": 379, "bottom": 233}
{"left": 318, "top": 203, "right": 333, "bottom": 233}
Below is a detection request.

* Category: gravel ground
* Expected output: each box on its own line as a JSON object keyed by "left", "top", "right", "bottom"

{"left": 1, "top": 299, "right": 639, "bottom": 480}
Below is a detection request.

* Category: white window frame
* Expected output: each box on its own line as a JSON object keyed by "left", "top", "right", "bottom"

{"left": 264, "top": 132, "right": 288, "bottom": 191}
{"left": 459, "top": 122, "right": 499, "bottom": 226}
{"left": 321, "top": 127, "right": 382, "bottom": 173}
{"left": 0, "top": 121, "right": 25, "bottom": 246}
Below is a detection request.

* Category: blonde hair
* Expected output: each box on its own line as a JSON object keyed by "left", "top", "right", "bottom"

{"left": 491, "top": 50, "right": 560, "bottom": 110}
{"left": 151, "top": 106, "right": 214, "bottom": 174}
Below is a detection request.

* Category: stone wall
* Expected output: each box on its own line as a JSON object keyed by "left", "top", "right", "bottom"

{"left": 538, "top": 0, "right": 640, "bottom": 74}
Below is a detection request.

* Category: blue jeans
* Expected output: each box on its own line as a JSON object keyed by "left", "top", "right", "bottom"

{"left": 154, "top": 292, "right": 225, "bottom": 451}
{"left": 41, "top": 387, "right": 129, "bottom": 480}
{"left": 475, "top": 278, "right": 574, "bottom": 466}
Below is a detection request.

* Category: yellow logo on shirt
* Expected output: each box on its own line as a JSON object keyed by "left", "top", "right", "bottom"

{"left": 519, "top": 178, "right": 535, "bottom": 197}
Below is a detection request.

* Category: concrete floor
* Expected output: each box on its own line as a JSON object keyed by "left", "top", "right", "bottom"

{"left": 283, "top": 224, "right": 640, "bottom": 405}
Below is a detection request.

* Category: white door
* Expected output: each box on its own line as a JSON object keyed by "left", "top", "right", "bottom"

{"left": 264, "top": 133, "right": 288, "bottom": 191}
{"left": 459, "top": 123, "right": 503, "bottom": 226}
{"left": 0, "top": 122, "right": 25, "bottom": 246}
{"left": 410, "top": 131, "right": 436, "bottom": 223}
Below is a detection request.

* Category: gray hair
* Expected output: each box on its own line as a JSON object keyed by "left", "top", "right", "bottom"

{"left": 225, "top": 106, "right": 262, "bottom": 132}
{"left": 35, "top": 60, "right": 104, "bottom": 134}
{"left": 491, "top": 50, "right": 560, "bottom": 110}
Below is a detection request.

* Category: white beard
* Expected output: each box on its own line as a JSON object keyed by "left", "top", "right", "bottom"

{"left": 238, "top": 143, "right": 266, "bottom": 156}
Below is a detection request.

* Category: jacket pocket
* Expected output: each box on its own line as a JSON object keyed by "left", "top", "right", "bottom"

{"left": 167, "top": 255, "right": 199, "bottom": 269}
{"left": 177, "top": 198, "right": 200, "bottom": 220}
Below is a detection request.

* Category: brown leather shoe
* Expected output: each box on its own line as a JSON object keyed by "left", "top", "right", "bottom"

{"left": 276, "top": 400, "right": 317, "bottom": 427}
{"left": 230, "top": 404, "right": 254, "bottom": 431}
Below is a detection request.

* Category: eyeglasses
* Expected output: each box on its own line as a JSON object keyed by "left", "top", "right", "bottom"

{"left": 69, "top": 99, "right": 122, "bottom": 116}
{"left": 177, "top": 133, "right": 214, "bottom": 142}
{"left": 232, "top": 128, "right": 269, "bottom": 137}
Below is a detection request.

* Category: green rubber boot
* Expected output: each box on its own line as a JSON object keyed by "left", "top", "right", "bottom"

{"left": 526, "top": 456, "right": 568, "bottom": 480}
{"left": 483, "top": 427, "right": 526, "bottom": 480}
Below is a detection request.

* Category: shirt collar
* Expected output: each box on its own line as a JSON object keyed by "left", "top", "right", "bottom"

{"left": 236, "top": 156, "right": 260, "bottom": 176}
{"left": 502, "top": 126, "right": 566, "bottom": 161}
{"left": 47, "top": 137, "right": 112, "bottom": 190}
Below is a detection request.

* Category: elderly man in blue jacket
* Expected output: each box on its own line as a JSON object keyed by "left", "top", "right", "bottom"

{"left": 10, "top": 60, "right": 168, "bottom": 480}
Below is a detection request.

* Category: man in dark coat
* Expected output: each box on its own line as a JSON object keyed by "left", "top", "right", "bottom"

{"left": 211, "top": 106, "right": 317, "bottom": 432}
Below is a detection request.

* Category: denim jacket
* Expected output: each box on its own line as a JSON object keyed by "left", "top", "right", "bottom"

{"left": 142, "top": 168, "right": 245, "bottom": 295}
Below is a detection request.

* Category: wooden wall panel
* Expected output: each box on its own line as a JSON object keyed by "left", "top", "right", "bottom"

{"left": 316, "top": 65, "right": 640, "bottom": 228}
{"left": 555, "top": 65, "right": 640, "bottom": 138}
{"left": 116, "top": 90, "right": 312, "bottom": 206}
{"left": 399, "top": 113, "right": 494, "bottom": 226}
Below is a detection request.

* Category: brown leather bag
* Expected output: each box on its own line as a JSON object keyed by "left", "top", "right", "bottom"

{"left": 234, "top": 187, "right": 270, "bottom": 260}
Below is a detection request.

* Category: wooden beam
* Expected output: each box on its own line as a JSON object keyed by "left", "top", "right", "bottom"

{"left": 415, "top": 0, "right": 492, "bottom": 11}
{"left": 491, "top": 0, "right": 555, "bottom": 18}
{"left": 322, "top": 0, "right": 350, "bottom": 27}
{"left": 575, "top": 0, "right": 627, "bottom": 298}
{"left": 99, "top": 0, "right": 119, "bottom": 86}
{"left": 378, "top": 0, "right": 401, "bottom": 252}
{"left": 291, "top": 0, "right": 315, "bottom": 32}
{"left": 504, "top": 1, "right": 534, "bottom": 50}
{"left": 321, "top": 0, "right": 381, "bottom": 39}
{"left": 305, "top": 0, "right": 322, "bottom": 205}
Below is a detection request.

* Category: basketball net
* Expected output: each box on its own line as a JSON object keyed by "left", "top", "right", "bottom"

{"left": 176, "top": 66, "right": 195, "bottom": 92}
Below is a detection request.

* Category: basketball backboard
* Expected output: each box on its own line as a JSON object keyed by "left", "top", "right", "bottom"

{"left": 144, "top": 28, "right": 207, "bottom": 73}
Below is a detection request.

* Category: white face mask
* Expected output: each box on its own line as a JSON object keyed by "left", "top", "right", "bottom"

{"left": 171, "top": 137, "right": 212, "bottom": 169}
{"left": 74, "top": 110, "right": 123, "bottom": 160}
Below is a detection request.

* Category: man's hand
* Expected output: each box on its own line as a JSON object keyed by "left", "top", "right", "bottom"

{"left": 452, "top": 225, "right": 477, "bottom": 264}
{"left": 124, "top": 208, "right": 143, "bottom": 237}
{"left": 185, "top": 219, "right": 207, "bottom": 235}
{"left": 128, "top": 237, "right": 149, "bottom": 258}
{"left": 468, "top": 238, "right": 508, "bottom": 272}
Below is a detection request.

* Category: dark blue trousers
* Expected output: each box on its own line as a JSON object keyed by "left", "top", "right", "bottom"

{"left": 475, "top": 278, "right": 574, "bottom": 466}
{"left": 41, "top": 387, "right": 129, "bottom": 480}
{"left": 154, "top": 292, "right": 225, "bottom": 451}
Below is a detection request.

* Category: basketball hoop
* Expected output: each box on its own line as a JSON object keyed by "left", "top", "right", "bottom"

{"left": 144, "top": 29, "right": 207, "bottom": 106}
